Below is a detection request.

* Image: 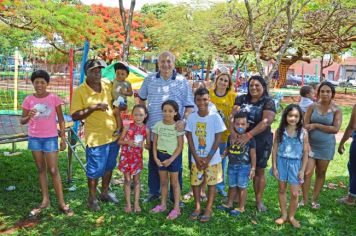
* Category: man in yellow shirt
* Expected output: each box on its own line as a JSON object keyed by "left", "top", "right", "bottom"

{"left": 71, "top": 59, "right": 120, "bottom": 211}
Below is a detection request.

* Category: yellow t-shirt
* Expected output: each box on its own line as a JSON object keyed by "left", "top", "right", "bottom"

{"left": 70, "top": 80, "right": 117, "bottom": 147}
{"left": 209, "top": 89, "right": 237, "bottom": 142}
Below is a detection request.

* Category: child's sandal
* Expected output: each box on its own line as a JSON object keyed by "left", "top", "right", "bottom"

{"left": 59, "top": 206, "right": 74, "bottom": 216}
{"left": 166, "top": 209, "right": 181, "bottom": 220}
{"left": 151, "top": 204, "right": 166, "bottom": 213}
{"left": 311, "top": 202, "right": 320, "bottom": 209}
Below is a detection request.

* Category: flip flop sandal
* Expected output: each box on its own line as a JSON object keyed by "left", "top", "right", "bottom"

{"left": 189, "top": 212, "right": 200, "bottom": 220}
{"left": 200, "top": 195, "right": 208, "bottom": 202}
{"left": 200, "top": 214, "right": 211, "bottom": 222}
{"left": 298, "top": 201, "right": 305, "bottom": 207}
{"left": 59, "top": 207, "right": 74, "bottom": 216}
{"left": 217, "top": 204, "right": 232, "bottom": 212}
{"left": 166, "top": 209, "right": 181, "bottom": 220}
{"left": 151, "top": 204, "right": 166, "bottom": 213}
{"left": 29, "top": 205, "right": 50, "bottom": 218}
{"left": 183, "top": 192, "right": 193, "bottom": 200}
{"left": 230, "top": 208, "right": 242, "bottom": 216}
{"left": 311, "top": 202, "right": 320, "bottom": 209}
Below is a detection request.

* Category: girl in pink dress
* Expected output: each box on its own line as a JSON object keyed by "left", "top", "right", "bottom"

{"left": 118, "top": 104, "right": 150, "bottom": 213}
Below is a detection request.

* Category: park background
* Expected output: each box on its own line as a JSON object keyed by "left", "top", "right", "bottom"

{"left": 0, "top": 0, "right": 356, "bottom": 235}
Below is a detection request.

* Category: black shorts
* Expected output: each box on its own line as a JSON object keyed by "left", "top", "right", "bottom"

{"left": 157, "top": 150, "right": 182, "bottom": 172}
{"left": 255, "top": 133, "right": 273, "bottom": 169}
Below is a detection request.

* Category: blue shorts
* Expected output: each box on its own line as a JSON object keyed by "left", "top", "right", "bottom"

{"left": 157, "top": 150, "right": 182, "bottom": 173}
{"left": 277, "top": 156, "right": 302, "bottom": 185}
{"left": 86, "top": 141, "right": 120, "bottom": 179}
{"left": 228, "top": 164, "right": 250, "bottom": 188}
{"left": 28, "top": 136, "right": 58, "bottom": 153}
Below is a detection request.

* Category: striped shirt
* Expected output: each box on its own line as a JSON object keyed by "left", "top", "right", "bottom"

{"left": 138, "top": 71, "right": 194, "bottom": 130}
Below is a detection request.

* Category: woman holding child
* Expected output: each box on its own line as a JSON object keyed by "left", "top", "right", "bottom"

{"left": 232, "top": 75, "right": 276, "bottom": 212}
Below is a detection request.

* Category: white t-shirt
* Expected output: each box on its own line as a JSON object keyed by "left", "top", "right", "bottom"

{"left": 185, "top": 111, "right": 226, "bottom": 165}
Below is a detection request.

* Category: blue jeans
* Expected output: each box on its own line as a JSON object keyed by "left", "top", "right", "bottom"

{"left": 216, "top": 142, "right": 227, "bottom": 191}
{"left": 148, "top": 148, "right": 183, "bottom": 200}
{"left": 349, "top": 137, "right": 356, "bottom": 197}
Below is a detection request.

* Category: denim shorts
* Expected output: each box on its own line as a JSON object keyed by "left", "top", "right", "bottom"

{"left": 277, "top": 156, "right": 302, "bottom": 185}
{"left": 28, "top": 136, "right": 58, "bottom": 153}
{"left": 228, "top": 164, "right": 251, "bottom": 188}
{"left": 157, "top": 150, "right": 182, "bottom": 172}
{"left": 86, "top": 141, "right": 120, "bottom": 179}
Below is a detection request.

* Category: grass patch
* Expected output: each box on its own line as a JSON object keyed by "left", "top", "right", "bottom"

{"left": 0, "top": 141, "right": 355, "bottom": 235}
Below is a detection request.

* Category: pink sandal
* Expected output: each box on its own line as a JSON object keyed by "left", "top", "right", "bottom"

{"left": 151, "top": 205, "right": 166, "bottom": 213}
{"left": 166, "top": 209, "right": 181, "bottom": 220}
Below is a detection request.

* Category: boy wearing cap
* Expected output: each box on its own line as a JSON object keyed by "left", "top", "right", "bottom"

{"left": 71, "top": 59, "right": 120, "bottom": 211}
{"left": 112, "top": 62, "right": 133, "bottom": 136}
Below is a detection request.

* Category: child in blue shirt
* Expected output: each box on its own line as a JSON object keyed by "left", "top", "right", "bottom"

{"left": 218, "top": 111, "right": 256, "bottom": 216}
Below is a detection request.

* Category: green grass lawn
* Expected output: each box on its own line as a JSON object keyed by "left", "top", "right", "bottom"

{"left": 0, "top": 141, "right": 355, "bottom": 235}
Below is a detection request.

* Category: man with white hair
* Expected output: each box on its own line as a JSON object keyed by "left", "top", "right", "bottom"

{"left": 138, "top": 51, "right": 194, "bottom": 203}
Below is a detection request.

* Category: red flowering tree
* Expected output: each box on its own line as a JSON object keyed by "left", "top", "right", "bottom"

{"left": 90, "top": 4, "right": 148, "bottom": 64}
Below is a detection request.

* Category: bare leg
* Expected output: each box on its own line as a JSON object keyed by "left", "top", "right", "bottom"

{"left": 113, "top": 107, "right": 123, "bottom": 135}
{"left": 133, "top": 173, "right": 141, "bottom": 212}
{"left": 32, "top": 151, "right": 50, "bottom": 207}
{"left": 302, "top": 158, "right": 316, "bottom": 205}
{"left": 88, "top": 178, "right": 97, "bottom": 200}
{"left": 101, "top": 170, "right": 113, "bottom": 197}
{"left": 254, "top": 168, "right": 267, "bottom": 211}
{"left": 159, "top": 170, "right": 168, "bottom": 208}
{"left": 202, "top": 185, "right": 216, "bottom": 218}
{"left": 226, "top": 187, "right": 237, "bottom": 207}
{"left": 192, "top": 185, "right": 201, "bottom": 215}
{"left": 200, "top": 178, "right": 207, "bottom": 198}
{"left": 124, "top": 172, "right": 132, "bottom": 213}
{"left": 238, "top": 188, "right": 247, "bottom": 212}
{"left": 275, "top": 181, "right": 288, "bottom": 225}
{"left": 289, "top": 184, "right": 301, "bottom": 228}
{"left": 312, "top": 160, "right": 330, "bottom": 204}
{"left": 169, "top": 172, "right": 180, "bottom": 210}
{"left": 45, "top": 151, "right": 66, "bottom": 208}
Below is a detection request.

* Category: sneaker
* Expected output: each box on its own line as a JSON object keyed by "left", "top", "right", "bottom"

{"left": 143, "top": 194, "right": 160, "bottom": 203}
{"left": 100, "top": 192, "right": 119, "bottom": 204}
{"left": 88, "top": 198, "right": 100, "bottom": 212}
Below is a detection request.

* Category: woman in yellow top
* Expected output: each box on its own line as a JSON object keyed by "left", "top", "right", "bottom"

{"left": 209, "top": 72, "right": 237, "bottom": 196}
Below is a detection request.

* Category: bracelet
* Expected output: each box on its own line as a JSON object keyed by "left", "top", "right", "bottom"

{"left": 246, "top": 132, "right": 253, "bottom": 139}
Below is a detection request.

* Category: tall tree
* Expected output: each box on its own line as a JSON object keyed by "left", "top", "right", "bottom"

{"left": 119, "top": 0, "right": 136, "bottom": 62}
{"left": 90, "top": 4, "right": 147, "bottom": 63}
{"left": 0, "top": 0, "right": 96, "bottom": 54}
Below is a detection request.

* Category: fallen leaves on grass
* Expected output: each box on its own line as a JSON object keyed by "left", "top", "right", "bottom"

{"left": 96, "top": 216, "right": 105, "bottom": 226}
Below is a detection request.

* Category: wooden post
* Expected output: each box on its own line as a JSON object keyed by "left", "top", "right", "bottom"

{"left": 14, "top": 48, "right": 19, "bottom": 111}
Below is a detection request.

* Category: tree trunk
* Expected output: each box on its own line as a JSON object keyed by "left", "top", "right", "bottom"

{"left": 275, "top": 62, "right": 289, "bottom": 89}
{"left": 205, "top": 55, "right": 212, "bottom": 81}
{"left": 119, "top": 0, "right": 136, "bottom": 62}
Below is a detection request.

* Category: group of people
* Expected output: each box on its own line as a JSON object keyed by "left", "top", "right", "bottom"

{"left": 20, "top": 51, "right": 355, "bottom": 227}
